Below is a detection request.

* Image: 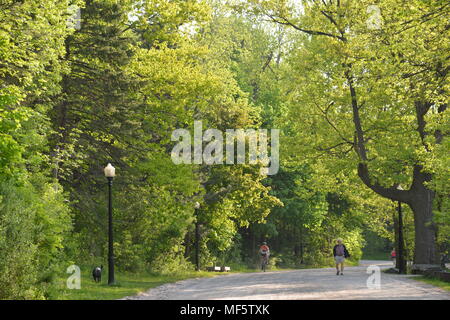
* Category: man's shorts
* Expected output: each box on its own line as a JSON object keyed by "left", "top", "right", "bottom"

{"left": 334, "top": 256, "right": 345, "bottom": 264}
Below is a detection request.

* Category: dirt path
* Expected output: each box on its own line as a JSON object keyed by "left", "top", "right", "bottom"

{"left": 123, "top": 260, "right": 449, "bottom": 300}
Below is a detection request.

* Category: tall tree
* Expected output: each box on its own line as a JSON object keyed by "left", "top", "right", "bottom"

{"left": 0, "top": 0, "right": 73, "bottom": 298}
{"left": 239, "top": 0, "right": 449, "bottom": 268}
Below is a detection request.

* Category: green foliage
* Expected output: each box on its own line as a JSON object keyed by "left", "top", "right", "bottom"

{"left": 0, "top": 179, "right": 71, "bottom": 299}
{"left": 1, "top": 0, "right": 448, "bottom": 300}
{"left": 0, "top": 181, "right": 39, "bottom": 299}
{"left": 0, "top": 0, "right": 74, "bottom": 299}
{"left": 239, "top": 0, "right": 449, "bottom": 265}
{"left": 204, "top": 10, "right": 368, "bottom": 269}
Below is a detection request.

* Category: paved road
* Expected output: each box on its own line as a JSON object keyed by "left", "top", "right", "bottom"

{"left": 124, "top": 260, "right": 450, "bottom": 300}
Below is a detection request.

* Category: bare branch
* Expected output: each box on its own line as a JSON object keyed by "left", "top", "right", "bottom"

{"left": 266, "top": 14, "right": 346, "bottom": 42}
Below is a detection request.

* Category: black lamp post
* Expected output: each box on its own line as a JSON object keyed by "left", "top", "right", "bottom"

{"left": 396, "top": 185, "right": 406, "bottom": 274}
{"left": 194, "top": 201, "right": 200, "bottom": 271}
{"left": 104, "top": 163, "right": 116, "bottom": 285}
{"left": 397, "top": 200, "right": 406, "bottom": 274}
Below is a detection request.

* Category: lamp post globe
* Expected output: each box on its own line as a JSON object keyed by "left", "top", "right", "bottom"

{"left": 104, "top": 163, "right": 116, "bottom": 178}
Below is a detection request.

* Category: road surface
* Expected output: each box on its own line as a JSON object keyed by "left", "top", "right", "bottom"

{"left": 124, "top": 260, "right": 449, "bottom": 300}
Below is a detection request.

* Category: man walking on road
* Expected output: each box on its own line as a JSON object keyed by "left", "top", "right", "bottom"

{"left": 333, "top": 238, "right": 350, "bottom": 275}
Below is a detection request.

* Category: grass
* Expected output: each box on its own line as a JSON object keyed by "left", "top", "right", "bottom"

{"left": 55, "top": 269, "right": 230, "bottom": 300}
{"left": 412, "top": 276, "right": 450, "bottom": 292}
{"left": 361, "top": 252, "right": 391, "bottom": 261}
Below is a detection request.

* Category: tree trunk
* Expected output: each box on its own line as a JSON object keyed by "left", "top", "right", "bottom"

{"left": 409, "top": 187, "right": 439, "bottom": 269}
{"left": 252, "top": 229, "right": 256, "bottom": 266}
{"left": 408, "top": 165, "right": 440, "bottom": 270}
{"left": 184, "top": 231, "right": 191, "bottom": 259}
{"left": 358, "top": 163, "right": 440, "bottom": 270}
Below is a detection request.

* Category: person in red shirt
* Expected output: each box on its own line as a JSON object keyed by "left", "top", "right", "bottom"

{"left": 391, "top": 248, "right": 396, "bottom": 264}
{"left": 259, "top": 242, "right": 270, "bottom": 271}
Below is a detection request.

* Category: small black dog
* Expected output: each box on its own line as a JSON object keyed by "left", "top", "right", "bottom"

{"left": 92, "top": 265, "right": 103, "bottom": 283}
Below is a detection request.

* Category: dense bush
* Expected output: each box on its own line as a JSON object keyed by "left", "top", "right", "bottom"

{"left": 0, "top": 179, "right": 71, "bottom": 299}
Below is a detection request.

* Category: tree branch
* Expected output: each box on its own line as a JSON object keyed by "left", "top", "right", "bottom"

{"left": 265, "top": 14, "right": 346, "bottom": 42}
{"left": 358, "top": 163, "right": 411, "bottom": 203}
